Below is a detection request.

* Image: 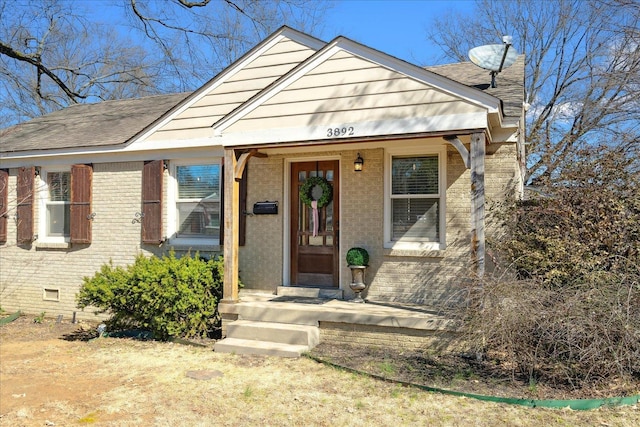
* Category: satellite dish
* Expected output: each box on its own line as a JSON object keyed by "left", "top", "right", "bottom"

{"left": 469, "top": 36, "right": 518, "bottom": 88}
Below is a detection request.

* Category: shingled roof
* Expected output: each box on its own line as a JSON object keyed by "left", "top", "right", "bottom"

{"left": 0, "top": 49, "right": 524, "bottom": 155}
{"left": 0, "top": 92, "right": 191, "bottom": 153}
{"left": 426, "top": 55, "right": 525, "bottom": 120}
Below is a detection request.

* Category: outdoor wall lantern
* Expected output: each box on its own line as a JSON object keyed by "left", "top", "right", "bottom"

{"left": 354, "top": 153, "right": 364, "bottom": 172}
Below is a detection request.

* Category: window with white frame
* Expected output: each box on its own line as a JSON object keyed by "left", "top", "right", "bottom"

{"left": 170, "top": 162, "right": 221, "bottom": 243}
{"left": 40, "top": 168, "right": 71, "bottom": 241}
{"left": 385, "top": 148, "right": 445, "bottom": 249}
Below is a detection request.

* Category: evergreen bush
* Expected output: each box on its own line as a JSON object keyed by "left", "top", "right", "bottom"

{"left": 346, "top": 247, "right": 369, "bottom": 266}
{"left": 77, "top": 251, "right": 223, "bottom": 340}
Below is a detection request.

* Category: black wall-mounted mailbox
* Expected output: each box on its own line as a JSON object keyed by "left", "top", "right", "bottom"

{"left": 253, "top": 201, "right": 278, "bottom": 215}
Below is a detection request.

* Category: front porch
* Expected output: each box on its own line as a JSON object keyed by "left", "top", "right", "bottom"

{"left": 215, "top": 290, "right": 460, "bottom": 357}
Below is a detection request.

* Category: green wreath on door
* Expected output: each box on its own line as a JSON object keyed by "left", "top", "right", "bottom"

{"left": 299, "top": 176, "right": 333, "bottom": 208}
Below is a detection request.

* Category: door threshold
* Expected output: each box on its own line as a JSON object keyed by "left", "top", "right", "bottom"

{"left": 277, "top": 286, "right": 343, "bottom": 300}
{"left": 291, "top": 284, "right": 338, "bottom": 289}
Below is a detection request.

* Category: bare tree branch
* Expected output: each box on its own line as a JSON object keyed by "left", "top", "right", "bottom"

{"left": 0, "top": 41, "right": 85, "bottom": 102}
{"left": 1, "top": 0, "right": 330, "bottom": 126}
{"left": 427, "top": 0, "right": 640, "bottom": 184}
{"left": 178, "top": 0, "right": 212, "bottom": 7}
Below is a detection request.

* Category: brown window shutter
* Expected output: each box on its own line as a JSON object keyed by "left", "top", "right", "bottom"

{"left": 0, "top": 169, "right": 8, "bottom": 243}
{"left": 239, "top": 164, "right": 248, "bottom": 246}
{"left": 219, "top": 161, "right": 246, "bottom": 247}
{"left": 219, "top": 162, "right": 224, "bottom": 245}
{"left": 70, "top": 164, "right": 93, "bottom": 244}
{"left": 142, "top": 160, "right": 163, "bottom": 244}
{"left": 17, "top": 166, "right": 35, "bottom": 244}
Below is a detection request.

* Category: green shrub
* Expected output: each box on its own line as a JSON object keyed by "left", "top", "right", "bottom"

{"left": 346, "top": 247, "right": 369, "bottom": 266}
{"left": 77, "top": 251, "right": 223, "bottom": 340}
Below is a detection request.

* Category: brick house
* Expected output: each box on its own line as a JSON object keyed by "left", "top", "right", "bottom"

{"left": 1, "top": 27, "right": 524, "bottom": 349}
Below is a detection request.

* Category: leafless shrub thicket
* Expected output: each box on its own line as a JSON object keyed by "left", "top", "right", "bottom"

{"left": 460, "top": 146, "right": 640, "bottom": 388}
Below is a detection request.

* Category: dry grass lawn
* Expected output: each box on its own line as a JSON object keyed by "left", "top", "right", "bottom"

{"left": 1, "top": 315, "right": 638, "bottom": 426}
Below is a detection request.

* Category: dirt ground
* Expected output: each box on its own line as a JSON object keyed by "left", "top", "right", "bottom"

{"left": 1, "top": 314, "right": 639, "bottom": 426}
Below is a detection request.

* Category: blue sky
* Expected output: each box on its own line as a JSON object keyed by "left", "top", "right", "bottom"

{"left": 83, "top": 0, "right": 474, "bottom": 66}
{"left": 326, "top": 0, "right": 474, "bottom": 65}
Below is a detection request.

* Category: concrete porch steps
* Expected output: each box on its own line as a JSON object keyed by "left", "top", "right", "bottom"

{"left": 213, "top": 337, "right": 310, "bottom": 358}
{"left": 216, "top": 291, "right": 458, "bottom": 358}
{"left": 226, "top": 320, "right": 320, "bottom": 347}
{"left": 214, "top": 320, "right": 320, "bottom": 358}
{"left": 221, "top": 300, "right": 322, "bottom": 326}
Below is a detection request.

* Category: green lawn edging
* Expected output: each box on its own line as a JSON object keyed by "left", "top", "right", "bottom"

{"left": 305, "top": 354, "right": 640, "bottom": 410}
{"left": 0, "top": 311, "right": 21, "bottom": 326}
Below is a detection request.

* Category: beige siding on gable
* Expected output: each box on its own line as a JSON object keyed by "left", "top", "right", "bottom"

{"left": 240, "top": 92, "right": 478, "bottom": 120}
{"left": 286, "top": 68, "right": 405, "bottom": 91}
{"left": 225, "top": 51, "right": 484, "bottom": 133}
{"left": 147, "top": 37, "right": 317, "bottom": 141}
{"left": 228, "top": 104, "right": 481, "bottom": 133}
{"left": 256, "top": 38, "right": 314, "bottom": 56}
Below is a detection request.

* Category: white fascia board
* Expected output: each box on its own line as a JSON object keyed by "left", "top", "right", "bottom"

{"left": 0, "top": 137, "right": 223, "bottom": 168}
{"left": 486, "top": 111, "right": 521, "bottom": 143}
{"left": 132, "top": 27, "right": 325, "bottom": 145}
{"left": 490, "top": 125, "right": 520, "bottom": 143}
{"left": 218, "top": 112, "right": 488, "bottom": 147}
{"left": 124, "top": 135, "right": 221, "bottom": 153}
{"left": 214, "top": 37, "right": 502, "bottom": 135}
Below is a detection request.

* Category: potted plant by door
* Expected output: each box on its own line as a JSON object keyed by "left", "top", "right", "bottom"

{"left": 346, "top": 247, "right": 369, "bottom": 303}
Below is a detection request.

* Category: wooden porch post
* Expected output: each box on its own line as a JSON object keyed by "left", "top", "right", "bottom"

{"left": 470, "top": 132, "right": 486, "bottom": 277}
{"left": 223, "top": 148, "right": 240, "bottom": 303}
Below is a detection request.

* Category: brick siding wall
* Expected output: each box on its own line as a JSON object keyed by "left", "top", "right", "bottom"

{"left": 238, "top": 156, "right": 285, "bottom": 291}
{"left": 1, "top": 162, "right": 169, "bottom": 320}
{"left": 319, "top": 322, "right": 463, "bottom": 353}
{"left": 239, "top": 140, "right": 519, "bottom": 306}
{"left": 0, "top": 140, "right": 519, "bottom": 318}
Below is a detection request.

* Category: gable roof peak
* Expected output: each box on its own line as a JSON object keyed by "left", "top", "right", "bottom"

{"left": 212, "top": 33, "right": 503, "bottom": 134}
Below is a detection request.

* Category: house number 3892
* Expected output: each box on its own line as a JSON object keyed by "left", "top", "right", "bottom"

{"left": 326, "top": 126, "right": 354, "bottom": 137}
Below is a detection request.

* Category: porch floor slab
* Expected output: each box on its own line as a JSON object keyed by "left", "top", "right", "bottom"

{"left": 219, "top": 291, "right": 457, "bottom": 331}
